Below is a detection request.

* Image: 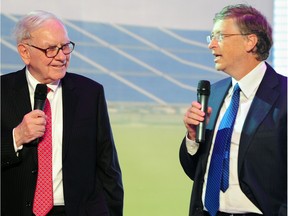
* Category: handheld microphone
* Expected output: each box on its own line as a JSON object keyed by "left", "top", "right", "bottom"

{"left": 196, "top": 80, "right": 210, "bottom": 143}
{"left": 33, "top": 84, "right": 48, "bottom": 144}
{"left": 34, "top": 84, "right": 48, "bottom": 110}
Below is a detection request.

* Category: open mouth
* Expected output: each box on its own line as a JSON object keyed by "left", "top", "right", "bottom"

{"left": 213, "top": 53, "right": 222, "bottom": 62}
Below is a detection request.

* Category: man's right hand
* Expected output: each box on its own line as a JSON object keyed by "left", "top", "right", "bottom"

{"left": 183, "top": 101, "right": 212, "bottom": 141}
{"left": 14, "top": 110, "right": 47, "bottom": 147}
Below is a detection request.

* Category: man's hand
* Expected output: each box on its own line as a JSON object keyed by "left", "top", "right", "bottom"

{"left": 14, "top": 110, "right": 47, "bottom": 147}
{"left": 183, "top": 101, "right": 212, "bottom": 140}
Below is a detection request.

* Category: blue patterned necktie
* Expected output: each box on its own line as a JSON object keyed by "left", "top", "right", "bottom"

{"left": 205, "top": 84, "right": 241, "bottom": 216}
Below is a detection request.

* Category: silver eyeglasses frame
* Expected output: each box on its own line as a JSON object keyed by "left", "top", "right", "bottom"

{"left": 206, "top": 33, "right": 250, "bottom": 43}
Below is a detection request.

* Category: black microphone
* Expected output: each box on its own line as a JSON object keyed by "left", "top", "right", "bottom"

{"left": 32, "top": 84, "right": 48, "bottom": 144}
{"left": 196, "top": 80, "right": 210, "bottom": 143}
{"left": 34, "top": 84, "right": 48, "bottom": 110}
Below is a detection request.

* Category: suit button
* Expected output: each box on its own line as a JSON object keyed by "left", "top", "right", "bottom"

{"left": 26, "top": 201, "right": 32, "bottom": 207}
{"left": 2, "top": 161, "right": 10, "bottom": 165}
{"left": 32, "top": 169, "right": 37, "bottom": 174}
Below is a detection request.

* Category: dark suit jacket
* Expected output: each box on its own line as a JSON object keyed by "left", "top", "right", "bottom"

{"left": 1, "top": 68, "right": 124, "bottom": 216}
{"left": 180, "top": 63, "right": 287, "bottom": 216}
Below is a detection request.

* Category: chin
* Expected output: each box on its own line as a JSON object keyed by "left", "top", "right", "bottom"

{"left": 215, "top": 64, "right": 222, "bottom": 71}
{"left": 52, "top": 71, "right": 66, "bottom": 81}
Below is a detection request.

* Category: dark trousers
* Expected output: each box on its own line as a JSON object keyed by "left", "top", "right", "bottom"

{"left": 203, "top": 211, "right": 261, "bottom": 216}
{"left": 46, "top": 206, "right": 65, "bottom": 216}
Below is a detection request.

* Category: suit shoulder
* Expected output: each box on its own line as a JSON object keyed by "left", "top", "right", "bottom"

{"left": 1, "top": 69, "right": 25, "bottom": 87}
{"left": 276, "top": 72, "right": 287, "bottom": 86}
{"left": 264, "top": 63, "right": 287, "bottom": 92}
{"left": 210, "top": 77, "right": 231, "bottom": 90}
{"left": 1, "top": 70, "right": 22, "bottom": 80}
{"left": 64, "top": 72, "right": 103, "bottom": 89}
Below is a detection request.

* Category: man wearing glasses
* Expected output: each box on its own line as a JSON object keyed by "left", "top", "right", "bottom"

{"left": 1, "top": 10, "right": 123, "bottom": 216}
{"left": 180, "top": 4, "right": 286, "bottom": 216}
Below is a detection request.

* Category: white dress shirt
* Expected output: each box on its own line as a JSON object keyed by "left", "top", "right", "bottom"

{"left": 186, "top": 62, "right": 267, "bottom": 214}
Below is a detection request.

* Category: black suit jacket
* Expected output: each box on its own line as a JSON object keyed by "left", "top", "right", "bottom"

{"left": 1, "top": 68, "right": 124, "bottom": 216}
{"left": 180, "top": 63, "right": 287, "bottom": 216}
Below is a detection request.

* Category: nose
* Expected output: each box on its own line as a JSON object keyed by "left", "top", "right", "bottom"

{"left": 55, "top": 49, "right": 67, "bottom": 60}
{"left": 208, "top": 39, "right": 217, "bottom": 49}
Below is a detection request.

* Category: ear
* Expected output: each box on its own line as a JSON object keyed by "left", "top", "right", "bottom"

{"left": 17, "top": 43, "right": 31, "bottom": 65}
{"left": 245, "top": 34, "right": 258, "bottom": 53}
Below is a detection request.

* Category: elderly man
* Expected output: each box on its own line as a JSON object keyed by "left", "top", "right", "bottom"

{"left": 1, "top": 10, "right": 123, "bottom": 216}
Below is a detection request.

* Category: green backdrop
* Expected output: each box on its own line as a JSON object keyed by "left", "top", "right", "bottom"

{"left": 111, "top": 111, "right": 193, "bottom": 216}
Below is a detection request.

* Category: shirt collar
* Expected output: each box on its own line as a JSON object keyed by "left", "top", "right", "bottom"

{"left": 26, "top": 68, "right": 61, "bottom": 93}
{"left": 231, "top": 61, "right": 266, "bottom": 98}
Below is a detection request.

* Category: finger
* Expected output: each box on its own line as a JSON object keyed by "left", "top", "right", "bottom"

{"left": 29, "top": 110, "right": 46, "bottom": 118}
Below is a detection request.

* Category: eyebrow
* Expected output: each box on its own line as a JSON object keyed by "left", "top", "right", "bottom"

{"left": 213, "top": 30, "right": 223, "bottom": 34}
{"left": 43, "top": 41, "right": 71, "bottom": 47}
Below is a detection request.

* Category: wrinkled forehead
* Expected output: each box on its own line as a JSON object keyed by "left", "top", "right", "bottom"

{"left": 29, "top": 19, "right": 70, "bottom": 45}
{"left": 35, "top": 19, "right": 67, "bottom": 34}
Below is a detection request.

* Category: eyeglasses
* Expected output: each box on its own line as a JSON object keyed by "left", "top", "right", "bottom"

{"left": 206, "top": 33, "right": 250, "bottom": 44}
{"left": 24, "top": 41, "right": 75, "bottom": 58}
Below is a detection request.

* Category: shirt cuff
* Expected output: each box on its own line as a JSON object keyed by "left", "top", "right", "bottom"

{"left": 13, "top": 128, "right": 23, "bottom": 154}
{"left": 185, "top": 134, "right": 199, "bottom": 155}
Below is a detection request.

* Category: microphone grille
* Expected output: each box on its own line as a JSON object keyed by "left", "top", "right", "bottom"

{"left": 34, "top": 84, "right": 48, "bottom": 100}
{"left": 197, "top": 80, "right": 210, "bottom": 95}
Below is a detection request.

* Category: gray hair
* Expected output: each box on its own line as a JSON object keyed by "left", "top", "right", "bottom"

{"left": 13, "top": 10, "right": 67, "bottom": 43}
{"left": 214, "top": 4, "right": 273, "bottom": 61}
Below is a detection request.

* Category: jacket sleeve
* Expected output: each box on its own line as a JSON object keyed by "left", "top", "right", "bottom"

{"left": 179, "top": 136, "right": 201, "bottom": 181}
{"left": 1, "top": 130, "right": 22, "bottom": 168}
{"left": 95, "top": 85, "right": 124, "bottom": 216}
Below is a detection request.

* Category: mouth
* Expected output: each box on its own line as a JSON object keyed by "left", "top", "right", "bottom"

{"left": 52, "top": 64, "right": 66, "bottom": 69}
{"left": 213, "top": 53, "right": 222, "bottom": 62}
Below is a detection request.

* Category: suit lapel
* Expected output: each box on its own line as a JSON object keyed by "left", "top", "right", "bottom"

{"left": 238, "top": 65, "right": 280, "bottom": 171}
{"left": 13, "top": 68, "right": 33, "bottom": 118}
{"left": 207, "top": 78, "right": 231, "bottom": 131}
{"left": 61, "top": 74, "right": 78, "bottom": 161}
{"left": 203, "top": 79, "right": 232, "bottom": 162}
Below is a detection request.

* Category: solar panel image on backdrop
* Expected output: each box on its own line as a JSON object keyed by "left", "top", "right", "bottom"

{"left": 0, "top": 12, "right": 273, "bottom": 216}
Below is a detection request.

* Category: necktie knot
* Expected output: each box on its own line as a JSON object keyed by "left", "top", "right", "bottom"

{"left": 233, "top": 83, "right": 240, "bottom": 98}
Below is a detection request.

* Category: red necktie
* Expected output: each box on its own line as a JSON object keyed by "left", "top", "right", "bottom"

{"left": 33, "top": 95, "right": 53, "bottom": 216}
